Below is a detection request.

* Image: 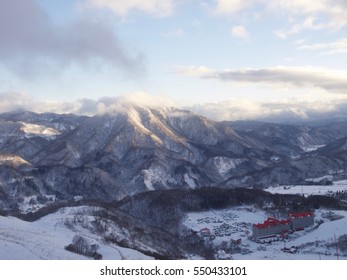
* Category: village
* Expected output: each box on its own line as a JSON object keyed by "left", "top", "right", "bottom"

{"left": 183, "top": 206, "right": 347, "bottom": 260}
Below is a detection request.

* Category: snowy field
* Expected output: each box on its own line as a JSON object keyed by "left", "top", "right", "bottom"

{"left": 183, "top": 206, "right": 347, "bottom": 260}
{"left": 0, "top": 207, "right": 153, "bottom": 260}
{"left": 265, "top": 179, "right": 347, "bottom": 196}
{"left": 1, "top": 205, "right": 347, "bottom": 260}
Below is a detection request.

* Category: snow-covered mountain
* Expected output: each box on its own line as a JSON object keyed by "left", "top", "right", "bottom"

{"left": 2, "top": 106, "right": 347, "bottom": 211}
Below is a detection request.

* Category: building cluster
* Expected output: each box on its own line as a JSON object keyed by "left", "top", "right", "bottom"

{"left": 252, "top": 211, "right": 314, "bottom": 240}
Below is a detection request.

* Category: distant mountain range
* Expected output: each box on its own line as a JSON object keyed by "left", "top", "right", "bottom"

{"left": 1, "top": 106, "right": 347, "bottom": 211}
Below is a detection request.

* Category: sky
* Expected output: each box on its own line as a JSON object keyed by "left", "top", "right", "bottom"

{"left": 1, "top": 0, "right": 347, "bottom": 122}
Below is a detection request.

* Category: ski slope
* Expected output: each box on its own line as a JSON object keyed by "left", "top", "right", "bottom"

{"left": 0, "top": 207, "right": 153, "bottom": 260}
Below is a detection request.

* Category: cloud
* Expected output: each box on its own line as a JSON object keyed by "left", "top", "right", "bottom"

{"left": 213, "top": 0, "right": 258, "bottom": 15}
{"left": 86, "top": 0, "right": 175, "bottom": 17}
{"left": 297, "top": 38, "right": 347, "bottom": 54}
{"left": 231, "top": 25, "right": 251, "bottom": 41}
{"left": 186, "top": 99, "right": 347, "bottom": 122}
{"left": 0, "top": 91, "right": 86, "bottom": 115}
{"left": 118, "top": 92, "right": 176, "bottom": 108}
{"left": 275, "top": 24, "right": 302, "bottom": 39}
{"left": 0, "top": 91, "right": 176, "bottom": 116}
{"left": 0, "top": 0, "right": 144, "bottom": 78}
{"left": 171, "top": 65, "right": 215, "bottom": 77}
{"left": 89, "top": 92, "right": 177, "bottom": 115}
{"left": 3, "top": 91, "right": 347, "bottom": 123}
{"left": 0, "top": 92, "right": 36, "bottom": 113}
{"left": 275, "top": 16, "right": 332, "bottom": 39}
{"left": 213, "top": 0, "right": 347, "bottom": 35}
{"left": 268, "top": 0, "right": 347, "bottom": 30}
{"left": 174, "top": 65, "right": 347, "bottom": 94}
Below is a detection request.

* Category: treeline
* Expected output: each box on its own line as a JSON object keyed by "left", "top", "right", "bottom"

{"left": 116, "top": 188, "right": 284, "bottom": 233}
{"left": 1, "top": 187, "right": 343, "bottom": 223}
{"left": 115, "top": 187, "right": 344, "bottom": 233}
{"left": 91, "top": 207, "right": 186, "bottom": 259}
{"left": 1, "top": 199, "right": 107, "bottom": 222}
{"left": 0, "top": 186, "right": 343, "bottom": 231}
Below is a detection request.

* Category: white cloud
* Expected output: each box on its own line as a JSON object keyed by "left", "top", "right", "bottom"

{"left": 269, "top": 0, "right": 347, "bottom": 30}
{"left": 275, "top": 15, "right": 332, "bottom": 39}
{"left": 297, "top": 38, "right": 347, "bottom": 54}
{"left": 117, "top": 92, "right": 176, "bottom": 108}
{"left": 231, "top": 25, "right": 250, "bottom": 41}
{"left": 0, "top": 92, "right": 176, "bottom": 116}
{"left": 186, "top": 98, "right": 347, "bottom": 122}
{"left": 275, "top": 24, "right": 302, "bottom": 39}
{"left": 171, "top": 65, "right": 215, "bottom": 77}
{"left": 174, "top": 65, "right": 347, "bottom": 94}
{"left": 3, "top": 91, "right": 347, "bottom": 123}
{"left": 0, "top": 92, "right": 35, "bottom": 113}
{"left": 213, "top": 0, "right": 347, "bottom": 35}
{"left": 87, "top": 0, "right": 175, "bottom": 17}
{"left": 267, "top": 0, "right": 327, "bottom": 15}
{"left": 213, "top": 0, "right": 257, "bottom": 15}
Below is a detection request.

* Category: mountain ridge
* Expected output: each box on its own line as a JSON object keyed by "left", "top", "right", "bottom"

{"left": 1, "top": 105, "right": 347, "bottom": 211}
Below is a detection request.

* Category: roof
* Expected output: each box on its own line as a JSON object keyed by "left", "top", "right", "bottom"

{"left": 253, "top": 217, "right": 290, "bottom": 229}
{"left": 289, "top": 212, "right": 313, "bottom": 219}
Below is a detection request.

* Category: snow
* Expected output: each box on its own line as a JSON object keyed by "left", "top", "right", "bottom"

{"left": 0, "top": 154, "right": 31, "bottom": 167}
{"left": 289, "top": 210, "right": 347, "bottom": 247}
{"left": 143, "top": 170, "right": 155, "bottom": 191}
{"left": 184, "top": 174, "right": 196, "bottom": 188}
{"left": 127, "top": 106, "right": 163, "bottom": 145}
{"left": 146, "top": 108, "right": 185, "bottom": 144}
{"left": 265, "top": 180, "right": 347, "bottom": 196}
{"left": 239, "top": 209, "right": 347, "bottom": 260}
{"left": 0, "top": 214, "right": 83, "bottom": 260}
{"left": 18, "top": 195, "right": 56, "bottom": 214}
{"left": 182, "top": 206, "right": 347, "bottom": 260}
{"left": 301, "top": 144, "right": 325, "bottom": 152}
{"left": 142, "top": 164, "right": 178, "bottom": 190}
{"left": 297, "top": 134, "right": 325, "bottom": 152}
{"left": 1, "top": 204, "right": 346, "bottom": 260}
{"left": 66, "top": 142, "right": 81, "bottom": 160}
{"left": 305, "top": 175, "right": 333, "bottom": 183}
{"left": 184, "top": 207, "right": 266, "bottom": 239}
{"left": 213, "top": 157, "right": 245, "bottom": 176}
{"left": 0, "top": 207, "right": 154, "bottom": 260}
{"left": 19, "top": 122, "right": 60, "bottom": 139}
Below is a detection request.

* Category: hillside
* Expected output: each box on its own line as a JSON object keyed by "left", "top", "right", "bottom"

{"left": 2, "top": 107, "right": 347, "bottom": 211}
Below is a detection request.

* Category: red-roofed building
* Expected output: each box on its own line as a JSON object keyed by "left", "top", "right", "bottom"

{"left": 288, "top": 212, "right": 312, "bottom": 218}
{"left": 252, "top": 211, "right": 314, "bottom": 240}
{"left": 252, "top": 217, "right": 291, "bottom": 240}
{"left": 289, "top": 211, "right": 314, "bottom": 231}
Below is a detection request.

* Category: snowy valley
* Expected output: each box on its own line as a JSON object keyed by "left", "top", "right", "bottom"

{"left": 1, "top": 109, "right": 347, "bottom": 260}
{"left": 1, "top": 180, "right": 347, "bottom": 260}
